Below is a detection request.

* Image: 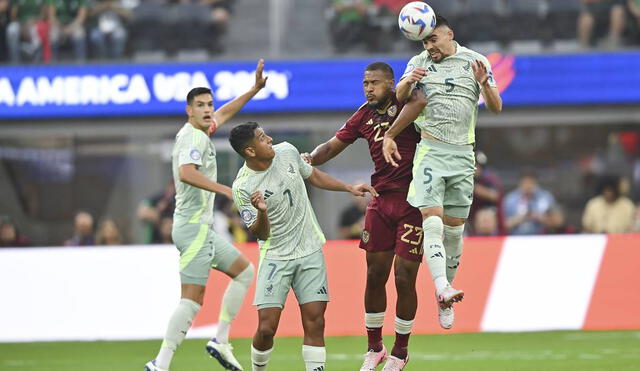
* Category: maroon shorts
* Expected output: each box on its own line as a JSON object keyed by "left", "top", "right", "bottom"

{"left": 359, "top": 190, "right": 424, "bottom": 262}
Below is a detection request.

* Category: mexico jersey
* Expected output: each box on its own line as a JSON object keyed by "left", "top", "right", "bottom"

{"left": 172, "top": 123, "right": 217, "bottom": 226}
{"left": 402, "top": 42, "right": 497, "bottom": 145}
{"left": 232, "top": 142, "right": 326, "bottom": 261}
{"left": 335, "top": 96, "right": 420, "bottom": 192}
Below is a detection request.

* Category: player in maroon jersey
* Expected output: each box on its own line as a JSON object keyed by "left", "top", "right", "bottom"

{"left": 302, "top": 62, "right": 426, "bottom": 370}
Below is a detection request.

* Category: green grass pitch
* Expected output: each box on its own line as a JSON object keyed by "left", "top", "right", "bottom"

{"left": 1, "top": 330, "right": 639, "bottom": 370}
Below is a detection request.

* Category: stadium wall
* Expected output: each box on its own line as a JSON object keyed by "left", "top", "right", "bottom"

{"left": 0, "top": 234, "right": 638, "bottom": 342}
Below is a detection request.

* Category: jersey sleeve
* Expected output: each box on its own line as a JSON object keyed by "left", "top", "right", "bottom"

{"left": 284, "top": 142, "right": 313, "bottom": 179}
{"left": 177, "top": 130, "right": 208, "bottom": 167}
{"left": 478, "top": 54, "right": 498, "bottom": 89}
{"left": 401, "top": 54, "right": 421, "bottom": 80}
{"left": 335, "top": 109, "right": 364, "bottom": 144}
{"left": 232, "top": 185, "right": 258, "bottom": 228}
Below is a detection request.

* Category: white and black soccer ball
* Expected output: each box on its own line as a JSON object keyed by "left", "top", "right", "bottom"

{"left": 398, "top": 1, "right": 437, "bottom": 41}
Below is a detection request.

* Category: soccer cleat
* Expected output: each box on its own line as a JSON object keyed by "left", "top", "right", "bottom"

{"left": 381, "top": 355, "right": 409, "bottom": 370}
{"left": 360, "top": 344, "right": 388, "bottom": 371}
{"left": 144, "top": 360, "right": 168, "bottom": 371}
{"left": 436, "top": 284, "right": 464, "bottom": 308}
{"left": 206, "top": 338, "right": 244, "bottom": 371}
{"left": 438, "top": 304, "right": 455, "bottom": 330}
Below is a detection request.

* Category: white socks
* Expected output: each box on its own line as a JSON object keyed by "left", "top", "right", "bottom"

{"left": 251, "top": 345, "right": 272, "bottom": 371}
{"left": 364, "top": 311, "right": 385, "bottom": 329}
{"left": 216, "top": 264, "right": 254, "bottom": 343}
{"left": 156, "top": 298, "right": 201, "bottom": 369}
{"left": 250, "top": 344, "right": 326, "bottom": 371}
{"left": 394, "top": 316, "right": 414, "bottom": 335}
{"left": 302, "top": 345, "right": 326, "bottom": 371}
{"left": 443, "top": 224, "right": 464, "bottom": 284}
{"left": 422, "top": 216, "right": 448, "bottom": 292}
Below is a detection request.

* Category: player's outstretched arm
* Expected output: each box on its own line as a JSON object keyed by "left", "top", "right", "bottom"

{"left": 307, "top": 168, "right": 378, "bottom": 197}
{"left": 248, "top": 191, "right": 270, "bottom": 240}
{"left": 213, "top": 59, "right": 268, "bottom": 129}
{"left": 396, "top": 67, "right": 426, "bottom": 102}
{"left": 383, "top": 89, "right": 427, "bottom": 167}
{"left": 178, "top": 164, "right": 233, "bottom": 199}
{"left": 473, "top": 59, "right": 502, "bottom": 114}
{"left": 301, "top": 136, "right": 350, "bottom": 166}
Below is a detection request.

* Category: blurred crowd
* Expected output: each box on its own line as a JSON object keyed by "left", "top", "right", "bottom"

{"left": 326, "top": 0, "right": 640, "bottom": 53}
{"left": 0, "top": 0, "right": 235, "bottom": 64}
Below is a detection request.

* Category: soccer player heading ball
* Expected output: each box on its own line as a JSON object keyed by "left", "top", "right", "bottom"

{"left": 383, "top": 12, "right": 503, "bottom": 366}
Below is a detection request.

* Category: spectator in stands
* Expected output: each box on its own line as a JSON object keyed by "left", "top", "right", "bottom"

{"left": 0, "top": 0, "right": 9, "bottom": 62}
{"left": 629, "top": 0, "right": 640, "bottom": 43}
{"left": 137, "top": 179, "right": 175, "bottom": 244}
{"left": 577, "top": 0, "right": 626, "bottom": 48}
{"left": 326, "top": 0, "right": 382, "bottom": 53}
{"left": 472, "top": 207, "right": 499, "bottom": 236}
{"left": 158, "top": 216, "right": 173, "bottom": 244}
{"left": 88, "top": 0, "right": 134, "bottom": 59}
{"left": 0, "top": 217, "right": 29, "bottom": 247}
{"left": 468, "top": 151, "right": 505, "bottom": 235}
{"left": 338, "top": 193, "right": 369, "bottom": 239}
{"left": 632, "top": 202, "right": 640, "bottom": 232}
{"left": 49, "top": 0, "right": 88, "bottom": 61}
{"left": 6, "top": 0, "right": 48, "bottom": 63}
{"left": 65, "top": 210, "right": 95, "bottom": 246}
{"left": 543, "top": 205, "right": 577, "bottom": 234}
{"left": 582, "top": 175, "right": 636, "bottom": 233}
{"left": 503, "top": 169, "right": 556, "bottom": 235}
{"left": 200, "top": 0, "right": 234, "bottom": 54}
{"left": 95, "top": 218, "right": 123, "bottom": 245}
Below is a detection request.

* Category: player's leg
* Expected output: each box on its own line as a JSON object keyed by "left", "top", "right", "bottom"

{"left": 300, "top": 301, "right": 328, "bottom": 371}
{"left": 359, "top": 199, "right": 396, "bottom": 366}
{"left": 383, "top": 193, "right": 422, "bottom": 366}
{"left": 207, "top": 234, "right": 254, "bottom": 370}
{"left": 147, "top": 224, "right": 214, "bottom": 371}
{"left": 251, "top": 257, "right": 293, "bottom": 370}
{"left": 438, "top": 144, "right": 475, "bottom": 329}
{"left": 292, "top": 250, "right": 329, "bottom": 371}
{"left": 252, "top": 307, "right": 283, "bottom": 371}
{"left": 407, "top": 140, "right": 463, "bottom": 307}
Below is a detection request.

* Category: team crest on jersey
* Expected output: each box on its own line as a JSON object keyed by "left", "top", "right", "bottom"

{"left": 387, "top": 105, "right": 397, "bottom": 117}
{"left": 241, "top": 209, "right": 255, "bottom": 223}
{"left": 362, "top": 230, "right": 370, "bottom": 243}
{"left": 190, "top": 149, "right": 201, "bottom": 161}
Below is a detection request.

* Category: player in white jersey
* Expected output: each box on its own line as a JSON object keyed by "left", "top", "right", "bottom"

{"left": 145, "top": 60, "right": 267, "bottom": 371}
{"left": 229, "top": 122, "right": 377, "bottom": 371}
{"left": 382, "top": 15, "right": 503, "bottom": 339}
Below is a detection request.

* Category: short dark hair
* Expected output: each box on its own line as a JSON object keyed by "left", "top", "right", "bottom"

{"left": 186, "top": 87, "right": 212, "bottom": 105}
{"left": 434, "top": 14, "right": 452, "bottom": 30}
{"left": 229, "top": 121, "right": 260, "bottom": 157}
{"left": 365, "top": 62, "right": 394, "bottom": 79}
{"left": 519, "top": 168, "right": 538, "bottom": 181}
{"left": 597, "top": 175, "right": 620, "bottom": 198}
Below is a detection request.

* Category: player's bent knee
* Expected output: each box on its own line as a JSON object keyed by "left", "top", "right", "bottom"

{"left": 234, "top": 263, "right": 255, "bottom": 287}
{"left": 420, "top": 206, "right": 444, "bottom": 220}
{"left": 423, "top": 215, "right": 444, "bottom": 239}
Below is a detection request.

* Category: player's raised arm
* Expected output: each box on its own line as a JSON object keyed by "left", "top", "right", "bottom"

{"left": 383, "top": 89, "right": 427, "bottom": 167}
{"left": 302, "top": 136, "right": 350, "bottom": 165}
{"left": 396, "top": 66, "right": 426, "bottom": 102}
{"left": 248, "top": 191, "right": 270, "bottom": 240}
{"left": 307, "top": 168, "right": 378, "bottom": 197}
{"left": 178, "top": 164, "right": 233, "bottom": 199}
{"left": 473, "top": 59, "right": 502, "bottom": 114}
{"left": 213, "top": 59, "right": 268, "bottom": 129}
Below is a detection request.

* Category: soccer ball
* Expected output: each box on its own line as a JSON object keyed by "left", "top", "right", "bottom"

{"left": 398, "top": 1, "right": 437, "bottom": 41}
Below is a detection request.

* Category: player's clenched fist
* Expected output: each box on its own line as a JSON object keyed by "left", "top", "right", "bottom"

{"left": 406, "top": 66, "right": 427, "bottom": 83}
{"left": 250, "top": 191, "right": 267, "bottom": 211}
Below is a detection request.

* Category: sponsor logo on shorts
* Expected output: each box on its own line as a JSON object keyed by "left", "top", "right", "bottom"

{"left": 241, "top": 209, "right": 255, "bottom": 223}
{"left": 387, "top": 105, "right": 397, "bottom": 117}
{"left": 265, "top": 283, "right": 274, "bottom": 296}
{"left": 189, "top": 149, "right": 201, "bottom": 161}
{"left": 362, "top": 230, "right": 370, "bottom": 243}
